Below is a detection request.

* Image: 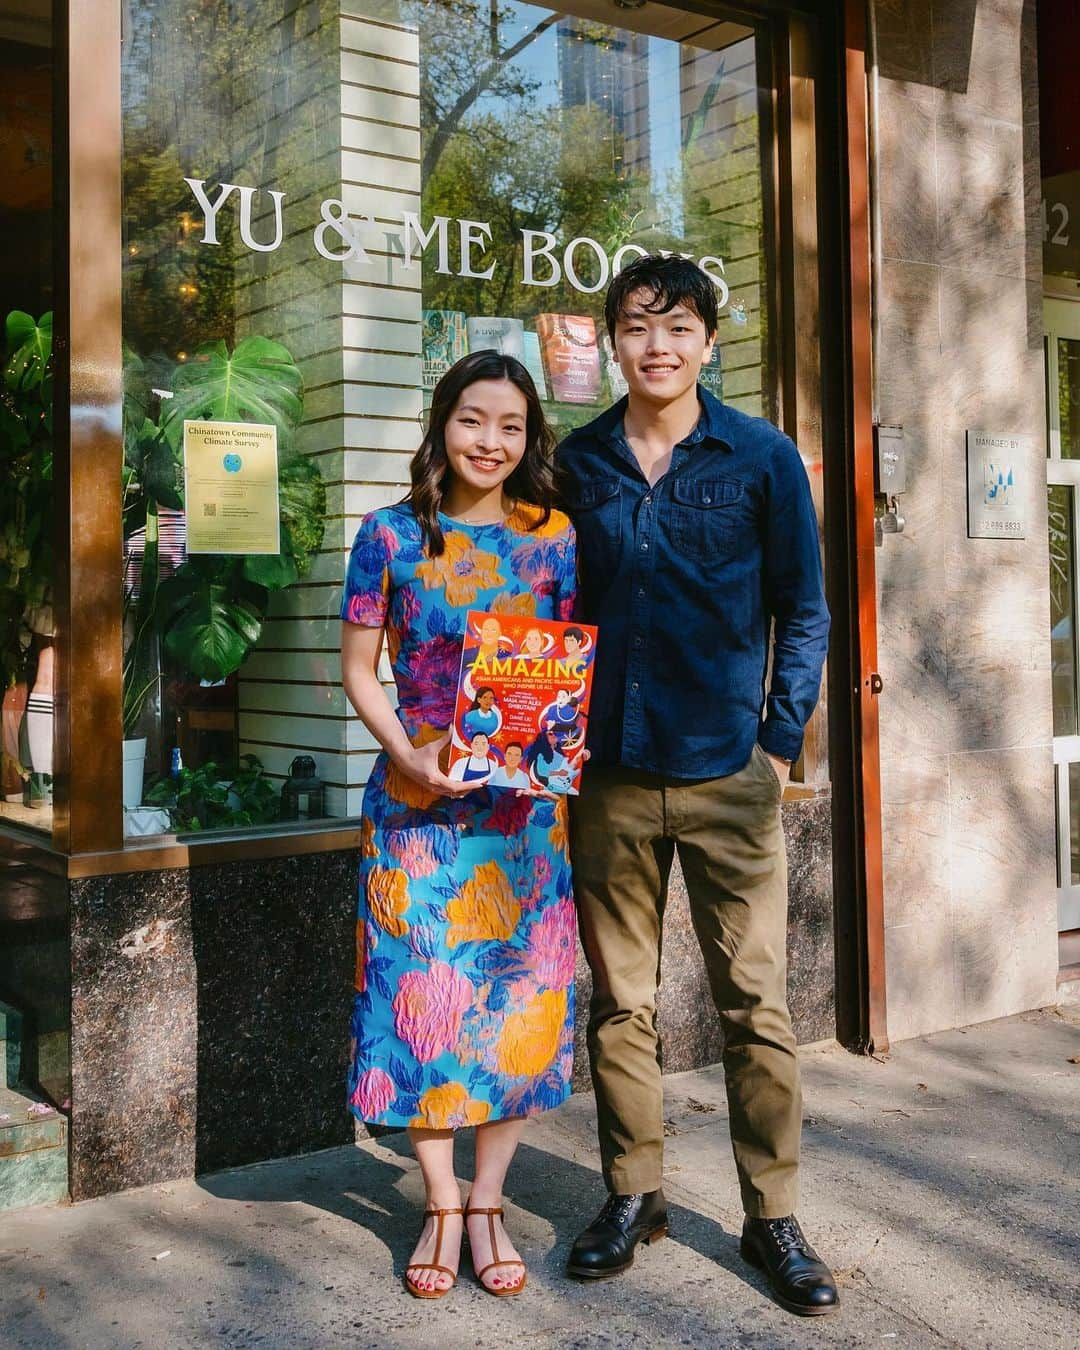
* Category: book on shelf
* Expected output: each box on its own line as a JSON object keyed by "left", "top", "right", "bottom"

{"left": 422, "top": 310, "right": 468, "bottom": 390}
{"left": 535, "top": 313, "right": 602, "bottom": 405}
{"left": 448, "top": 611, "right": 599, "bottom": 796}
{"left": 522, "top": 330, "right": 549, "bottom": 399}
{"left": 465, "top": 316, "right": 526, "bottom": 362}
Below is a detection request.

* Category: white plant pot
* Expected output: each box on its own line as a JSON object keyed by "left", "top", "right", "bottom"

{"left": 122, "top": 737, "right": 147, "bottom": 808}
{"left": 124, "top": 806, "right": 171, "bottom": 838}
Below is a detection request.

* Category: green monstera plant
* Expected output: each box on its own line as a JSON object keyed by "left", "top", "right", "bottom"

{"left": 0, "top": 311, "right": 53, "bottom": 691}
{"left": 122, "top": 335, "right": 325, "bottom": 726}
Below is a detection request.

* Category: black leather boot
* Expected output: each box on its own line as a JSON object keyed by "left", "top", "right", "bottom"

{"left": 566, "top": 1190, "right": 668, "bottom": 1279}
{"left": 740, "top": 1215, "right": 839, "bottom": 1315}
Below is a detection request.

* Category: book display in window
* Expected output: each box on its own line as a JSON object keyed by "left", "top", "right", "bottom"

{"left": 536, "top": 313, "right": 602, "bottom": 405}
{"left": 466, "top": 315, "right": 526, "bottom": 362}
{"left": 422, "top": 309, "right": 467, "bottom": 390}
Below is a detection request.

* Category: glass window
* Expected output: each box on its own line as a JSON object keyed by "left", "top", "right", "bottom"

{"left": 1048, "top": 485, "right": 1078, "bottom": 737}
{"left": 1058, "top": 338, "right": 1080, "bottom": 459}
{"left": 118, "top": 0, "right": 782, "bottom": 837}
{"left": 1, "top": 11, "right": 54, "bottom": 837}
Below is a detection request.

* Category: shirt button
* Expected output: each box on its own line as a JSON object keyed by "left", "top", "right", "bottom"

{"left": 637, "top": 588, "right": 645, "bottom": 599}
{"left": 702, "top": 494, "right": 712, "bottom": 504}
{"left": 644, "top": 495, "right": 652, "bottom": 505}
{"left": 640, "top": 541, "right": 649, "bottom": 552}
{"left": 633, "top": 636, "right": 643, "bottom": 647}
{"left": 631, "top": 681, "right": 640, "bottom": 692}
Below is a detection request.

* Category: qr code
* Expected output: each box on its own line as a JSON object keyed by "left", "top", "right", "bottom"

{"left": 203, "top": 503, "right": 217, "bottom": 516}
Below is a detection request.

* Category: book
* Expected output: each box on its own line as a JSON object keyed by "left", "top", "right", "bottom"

{"left": 601, "top": 334, "right": 628, "bottom": 400}
{"left": 422, "top": 309, "right": 467, "bottom": 390}
{"left": 448, "top": 611, "right": 599, "bottom": 795}
{"left": 536, "top": 313, "right": 602, "bottom": 404}
{"left": 466, "top": 316, "right": 526, "bottom": 362}
{"left": 522, "top": 330, "right": 549, "bottom": 400}
{"left": 699, "top": 341, "right": 724, "bottom": 398}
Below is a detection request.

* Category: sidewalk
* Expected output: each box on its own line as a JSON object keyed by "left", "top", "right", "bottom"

{"left": 2, "top": 1005, "right": 1078, "bottom": 1350}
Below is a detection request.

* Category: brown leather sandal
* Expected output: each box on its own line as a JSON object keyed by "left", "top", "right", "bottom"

{"left": 404, "top": 1206, "right": 463, "bottom": 1299}
{"left": 465, "top": 1205, "right": 527, "bottom": 1297}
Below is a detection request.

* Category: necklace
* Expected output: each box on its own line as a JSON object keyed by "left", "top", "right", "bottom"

{"left": 442, "top": 502, "right": 511, "bottom": 526}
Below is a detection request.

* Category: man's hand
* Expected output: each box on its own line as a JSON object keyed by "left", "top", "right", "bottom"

{"left": 766, "top": 752, "right": 791, "bottom": 790}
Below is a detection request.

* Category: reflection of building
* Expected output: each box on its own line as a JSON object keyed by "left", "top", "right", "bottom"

{"left": 557, "top": 17, "right": 648, "bottom": 176}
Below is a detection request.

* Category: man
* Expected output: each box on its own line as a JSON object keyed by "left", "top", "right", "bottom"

{"left": 489, "top": 741, "right": 530, "bottom": 790}
{"left": 558, "top": 255, "right": 836, "bottom": 1316}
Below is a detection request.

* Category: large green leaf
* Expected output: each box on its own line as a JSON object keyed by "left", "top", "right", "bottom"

{"left": 160, "top": 336, "right": 303, "bottom": 451}
{"left": 4, "top": 312, "right": 52, "bottom": 393}
{"left": 278, "top": 453, "right": 326, "bottom": 572}
{"left": 157, "top": 572, "right": 266, "bottom": 681}
{"left": 241, "top": 551, "right": 299, "bottom": 590}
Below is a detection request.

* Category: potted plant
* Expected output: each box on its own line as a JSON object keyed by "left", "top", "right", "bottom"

{"left": 0, "top": 311, "right": 54, "bottom": 807}
{"left": 120, "top": 335, "right": 326, "bottom": 814}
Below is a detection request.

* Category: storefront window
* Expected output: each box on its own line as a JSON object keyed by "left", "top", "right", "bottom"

{"left": 119, "top": 0, "right": 779, "bottom": 838}
{"left": 1, "top": 10, "right": 54, "bottom": 837}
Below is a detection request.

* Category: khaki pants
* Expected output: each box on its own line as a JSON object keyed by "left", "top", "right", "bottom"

{"left": 569, "top": 745, "right": 801, "bottom": 1218}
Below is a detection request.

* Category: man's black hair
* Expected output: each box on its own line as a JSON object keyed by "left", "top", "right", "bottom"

{"left": 564, "top": 626, "right": 585, "bottom": 643}
{"left": 505, "top": 741, "right": 524, "bottom": 753}
{"left": 604, "top": 253, "right": 719, "bottom": 343}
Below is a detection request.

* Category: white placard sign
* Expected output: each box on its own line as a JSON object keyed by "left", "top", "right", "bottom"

{"left": 965, "top": 430, "right": 1032, "bottom": 540}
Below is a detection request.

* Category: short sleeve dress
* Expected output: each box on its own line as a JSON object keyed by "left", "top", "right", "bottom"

{"left": 341, "top": 501, "right": 578, "bottom": 1130}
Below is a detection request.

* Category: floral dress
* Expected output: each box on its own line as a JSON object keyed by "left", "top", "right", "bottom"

{"left": 341, "top": 502, "right": 578, "bottom": 1129}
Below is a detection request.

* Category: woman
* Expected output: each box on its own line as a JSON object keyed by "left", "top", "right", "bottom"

{"left": 461, "top": 687, "right": 501, "bottom": 741}
{"left": 340, "top": 352, "right": 577, "bottom": 1300}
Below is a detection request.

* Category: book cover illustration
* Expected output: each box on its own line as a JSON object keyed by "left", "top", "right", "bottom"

{"left": 698, "top": 340, "right": 724, "bottom": 398}
{"left": 536, "top": 313, "right": 602, "bottom": 404}
{"left": 522, "top": 330, "right": 549, "bottom": 400}
{"left": 422, "top": 309, "right": 468, "bottom": 390}
{"left": 448, "top": 611, "right": 598, "bottom": 795}
{"left": 466, "top": 316, "right": 526, "bottom": 362}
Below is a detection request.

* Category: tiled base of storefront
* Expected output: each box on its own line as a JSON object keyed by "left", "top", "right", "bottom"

{"left": 8, "top": 798, "right": 834, "bottom": 1205}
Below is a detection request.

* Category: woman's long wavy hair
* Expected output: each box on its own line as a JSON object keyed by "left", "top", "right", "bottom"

{"left": 406, "top": 350, "right": 559, "bottom": 556}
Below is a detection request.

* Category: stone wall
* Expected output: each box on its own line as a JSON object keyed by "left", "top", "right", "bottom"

{"left": 871, "top": 0, "right": 1058, "bottom": 1039}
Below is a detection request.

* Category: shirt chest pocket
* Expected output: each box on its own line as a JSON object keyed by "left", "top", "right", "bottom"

{"left": 669, "top": 478, "right": 747, "bottom": 555}
{"left": 569, "top": 478, "right": 623, "bottom": 580}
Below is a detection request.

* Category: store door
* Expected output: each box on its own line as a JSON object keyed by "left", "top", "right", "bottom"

{"left": 1045, "top": 295, "right": 1080, "bottom": 938}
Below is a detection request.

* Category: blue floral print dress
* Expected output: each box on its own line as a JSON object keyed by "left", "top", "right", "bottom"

{"left": 341, "top": 502, "right": 578, "bottom": 1129}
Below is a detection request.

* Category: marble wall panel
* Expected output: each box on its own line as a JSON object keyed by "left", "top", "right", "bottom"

{"left": 935, "top": 112, "right": 1027, "bottom": 280}
{"left": 934, "top": 0, "right": 1026, "bottom": 126}
{"left": 884, "top": 908, "right": 960, "bottom": 1042}
{"left": 879, "top": 86, "right": 938, "bottom": 266}
{"left": 880, "top": 753, "right": 951, "bottom": 932}
{"left": 70, "top": 870, "right": 196, "bottom": 1201}
{"left": 947, "top": 745, "right": 1058, "bottom": 1023}
{"left": 874, "top": 0, "right": 1057, "bottom": 1040}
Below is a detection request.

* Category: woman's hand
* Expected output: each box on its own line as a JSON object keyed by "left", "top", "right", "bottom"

{"left": 392, "top": 730, "right": 481, "bottom": 798}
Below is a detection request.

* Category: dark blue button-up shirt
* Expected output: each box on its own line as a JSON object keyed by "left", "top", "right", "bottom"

{"left": 557, "top": 387, "right": 830, "bottom": 778}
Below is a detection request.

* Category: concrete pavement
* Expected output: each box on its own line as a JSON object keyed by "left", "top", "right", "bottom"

{"left": 2, "top": 1004, "right": 1078, "bottom": 1349}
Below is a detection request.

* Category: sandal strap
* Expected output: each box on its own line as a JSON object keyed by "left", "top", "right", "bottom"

{"left": 406, "top": 1263, "right": 456, "bottom": 1279}
{"left": 425, "top": 1207, "right": 464, "bottom": 1217}
{"left": 464, "top": 1206, "right": 503, "bottom": 1217}
{"left": 474, "top": 1259, "right": 525, "bottom": 1281}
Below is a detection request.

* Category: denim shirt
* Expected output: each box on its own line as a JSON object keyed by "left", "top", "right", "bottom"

{"left": 557, "top": 387, "right": 830, "bottom": 779}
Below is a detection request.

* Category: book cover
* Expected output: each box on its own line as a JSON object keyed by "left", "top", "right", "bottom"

{"left": 699, "top": 341, "right": 724, "bottom": 398}
{"left": 601, "top": 334, "right": 628, "bottom": 400}
{"left": 465, "top": 316, "right": 526, "bottom": 362}
{"left": 422, "top": 309, "right": 468, "bottom": 390}
{"left": 536, "top": 313, "right": 602, "bottom": 405}
{"left": 522, "top": 330, "right": 549, "bottom": 400}
{"left": 448, "top": 611, "right": 599, "bottom": 795}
